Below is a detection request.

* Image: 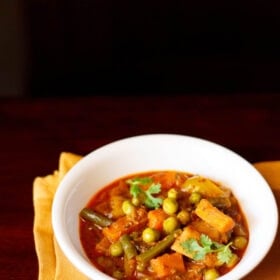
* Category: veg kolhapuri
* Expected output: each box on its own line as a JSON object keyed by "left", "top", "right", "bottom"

{"left": 79, "top": 171, "right": 249, "bottom": 280}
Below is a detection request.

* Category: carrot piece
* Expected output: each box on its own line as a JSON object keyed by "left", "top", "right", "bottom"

{"left": 150, "top": 253, "right": 186, "bottom": 278}
{"left": 103, "top": 208, "right": 148, "bottom": 242}
{"left": 95, "top": 236, "right": 111, "bottom": 255}
{"left": 195, "top": 199, "right": 235, "bottom": 233}
{"left": 148, "top": 209, "right": 168, "bottom": 231}
{"left": 152, "top": 171, "right": 178, "bottom": 189}
{"left": 102, "top": 216, "right": 128, "bottom": 242}
{"left": 124, "top": 257, "right": 137, "bottom": 278}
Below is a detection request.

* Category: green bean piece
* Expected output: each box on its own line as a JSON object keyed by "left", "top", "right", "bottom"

{"left": 208, "top": 197, "right": 231, "bottom": 209}
{"left": 120, "top": 234, "right": 138, "bottom": 260}
{"left": 79, "top": 208, "right": 112, "bottom": 227}
{"left": 136, "top": 233, "right": 175, "bottom": 264}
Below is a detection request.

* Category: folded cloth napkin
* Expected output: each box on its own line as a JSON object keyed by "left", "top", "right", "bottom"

{"left": 33, "top": 152, "right": 87, "bottom": 280}
{"left": 33, "top": 153, "right": 280, "bottom": 280}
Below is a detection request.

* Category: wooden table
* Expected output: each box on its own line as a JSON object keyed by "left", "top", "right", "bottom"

{"left": 1, "top": 93, "right": 279, "bottom": 279}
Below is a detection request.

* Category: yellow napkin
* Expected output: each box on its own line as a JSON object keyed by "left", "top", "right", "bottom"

{"left": 33, "top": 153, "right": 280, "bottom": 280}
{"left": 33, "top": 152, "right": 87, "bottom": 280}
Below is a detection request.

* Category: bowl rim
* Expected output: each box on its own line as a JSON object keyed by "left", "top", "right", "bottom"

{"left": 52, "top": 133, "right": 279, "bottom": 280}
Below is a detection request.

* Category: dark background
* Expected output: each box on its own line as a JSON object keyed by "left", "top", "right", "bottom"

{"left": 1, "top": 3, "right": 280, "bottom": 279}
{"left": 1, "top": 1, "right": 280, "bottom": 97}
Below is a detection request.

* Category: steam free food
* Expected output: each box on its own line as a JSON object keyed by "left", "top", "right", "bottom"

{"left": 79, "top": 171, "right": 248, "bottom": 280}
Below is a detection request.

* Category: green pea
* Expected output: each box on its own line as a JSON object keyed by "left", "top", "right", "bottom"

{"left": 142, "top": 228, "right": 160, "bottom": 243}
{"left": 233, "top": 236, "right": 248, "bottom": 250}
{"left": 167, "top": 188, "right": 178, "bottom": 199}
{"left": 204, "top": 268, "right": 219, "bottom": 280}
{"left": 189, "top": 192, "right": 201, "bottom": 204}
{"left": 163, "top": 216, "right": 179, "bottom": 234}
{"left": 122, "top": 200, "right": 135, "bottom": 215}
{"left": 226, "top": 253, "right": 239, "bottom": 268}
{"left": 136, "top": 261, "right": 146, "bottom": 272}
{"left": 109, "top": 242, "right": 123, "bottom": 257}
{"left": 132, "top": 193, "right": 147, "bottom": 207}
{"left": 131, "top": 196, "right": 141, "bottom": 206}
{"left": 112, "top": 270, "right": 124, "bottom": 279}
{"left": 163, "top": 197, "right": 178, "bottom": 215}
{"left": 177, "top": 210, "right": 190, "bottom": 225}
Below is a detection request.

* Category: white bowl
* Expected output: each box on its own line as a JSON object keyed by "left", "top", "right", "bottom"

{"left": 52, "top": 134, "right": 278, "bottom": 280}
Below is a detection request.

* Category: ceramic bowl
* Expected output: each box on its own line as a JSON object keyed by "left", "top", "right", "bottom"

{"left": 52, "top": 134, "right": 278, "bottom": 280}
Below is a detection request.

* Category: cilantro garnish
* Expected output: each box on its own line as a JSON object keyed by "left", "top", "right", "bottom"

{"left": 127, "top": 177, "right": 163, "bottom": 209}
{"left": 144, "top": 183, "right": 163, "bottom": 208}
{"left": 181, "top": 234, "right": 233, "bottom": 264}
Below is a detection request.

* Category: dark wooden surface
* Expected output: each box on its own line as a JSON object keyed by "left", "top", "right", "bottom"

{"left": 0, "top": 92, "right": 280, "bottom": 279}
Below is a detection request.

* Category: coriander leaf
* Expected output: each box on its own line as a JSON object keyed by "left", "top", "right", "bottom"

{"left": 217, "top": 243, "right": 233, "bottom": 264}
{"left": 195, "top": 249, "right": 209, "bottom": 261}
{"left": 181, "top": 238, "right": 210, "bottom": 260}
{"left": 130, "top": 184, "right": 142, "bottom": 198}
{"left": 127, "top": 177, "right": 152, "bottom": 198}
{"left": 127, "top": 177, "right": 152, "bottom": 186}
{"left": 144, "top": 196, "right": 162, "bottom": 209}
{"left": 212, "top": 241, "right": 223, "bottom": 249}
{"left": 144, "top": 183, "right": 163, "bottom": 209}
{"left": 126, "top": 178, "right": 163, "bottom": 209}
{"left": 144, "top": 197, "right": 160, "bottom": 209}
{"left": 147, "top": 183, "right": 161, "bottom": 194}
{"left": 200, "top": 234, "right": 212, "bottom": 248}
{"left": 182, "top": 238, "right": 201, "bottom": 252}
{"left": 181, "top": 234, "right": 234, "bottom": 264}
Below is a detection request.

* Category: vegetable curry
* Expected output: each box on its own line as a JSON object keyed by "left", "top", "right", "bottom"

{"left": 79, "top": 171, "right": 249, "bottom": 280}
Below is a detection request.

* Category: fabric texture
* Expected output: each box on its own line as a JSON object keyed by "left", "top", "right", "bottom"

{"left": 33, "top": 152, "right": 87, "bottom": 280}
